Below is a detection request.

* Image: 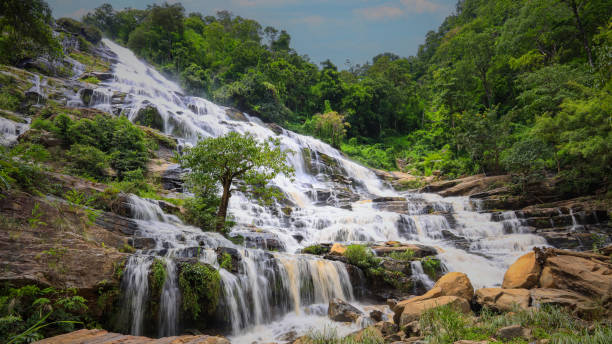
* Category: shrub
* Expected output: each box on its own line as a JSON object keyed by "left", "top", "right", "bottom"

{"left": 66, "top": 144, "right": 109, "bottom": 178}
{"left": 183, "top": 194, "right": 221, "bottom": 232}
{"left": 0, "top": 285, "right": 87, "bottom": 343}
{"left": 389, "top": 249, "right": 415, "bottom": 261}
{"left": 422, "top": 256, "right": 442, "bottom": 280}
{"left": 302, "top": 244, "right": 329, "bottom": 255}
{"left": 345, "top": 244, "right": 381, "bottom": 269}
{"left": 178, "top": 262, "right": 220, "bottom": 320}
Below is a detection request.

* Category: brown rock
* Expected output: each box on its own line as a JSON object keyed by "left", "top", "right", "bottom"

{"left": 374, "top": 321, "right": 398, "bottom": 336}
{"left": 330, "top": 243, "right": 347, "bottom": 256}
{"left": 530, "top": 288, "right": 601, "bottom": 316}
{"left": 433, "top": 272, "right": 474, "bottom": 301}
{"left": 495, "top": 325, "right": 531, "bottom": 341}
{"left": 538, "top": 254, "right": 612, "bottom": 301}
{"left": 475, "top": 288, "right": 530, "bottom": 312}
{"left": 328, "top": 298, "right": 363, "bottom": 322}
{"left": 398, "top": 296, "right": 471, "bottom": 326}
{"left": 393, "top": 272, "right": 473, "bottom": 323}
{"left": 34, "top": 329, "right": 231, "bottom": 344}
{"left": 502, "top": 252, "right": 541, "bottom": 289}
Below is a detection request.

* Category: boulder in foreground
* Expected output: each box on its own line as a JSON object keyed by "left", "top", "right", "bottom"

{"left": 328, "top": 298, "right": 363, "bottom": 322}
{"left": 33, "top": 329, "right": 230, "bottom": 344}
{"left": 502, "top": 251, "right": 541, "bottom": 289}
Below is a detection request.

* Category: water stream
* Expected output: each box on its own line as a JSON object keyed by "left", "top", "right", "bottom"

{"left": 83, "top": 39, "right": 549, "bottom": 342}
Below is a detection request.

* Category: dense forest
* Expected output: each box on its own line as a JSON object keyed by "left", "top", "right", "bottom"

{"left": 74, "top": 0, "right": 612, "bottom": 197}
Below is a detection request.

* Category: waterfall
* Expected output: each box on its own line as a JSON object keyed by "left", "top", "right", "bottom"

{"left": 159, "top": 258, "right": 180, "bottom": 337}
{"left": 410, "top": 261, "right": 435, "bottom": 291}
{"left": 0, "top": 117, "right": 29, "bottom": 146}
{"left": 121, "top": 255, "right": 153, "bottom": 336}
{"left": 93, "top": 38, "right": 550, "bottom": 341}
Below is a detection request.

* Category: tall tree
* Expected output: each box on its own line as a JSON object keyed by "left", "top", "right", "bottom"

{"left": 179, "top": 132, "right": 294, "bottom": 232}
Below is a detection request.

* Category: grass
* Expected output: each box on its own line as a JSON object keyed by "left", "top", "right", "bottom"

{"left": 304, "top": 326, "right": 384, "bottom": 344}
{"left": 389, "top": 249, "right": 415, "bottom": 261}
{"left": 417, "top": 304, "right": 611, "bottom": 344}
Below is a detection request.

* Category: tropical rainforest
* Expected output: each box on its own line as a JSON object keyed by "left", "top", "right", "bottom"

{"left": 1, "top": 0, "right": 611, "bottom": 343}
{"left": 76, "top": 0, "right": 612, "bottom": 197}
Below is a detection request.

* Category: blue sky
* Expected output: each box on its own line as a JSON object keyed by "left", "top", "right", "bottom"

{"left": 48, "top": 0, "right": 457, "bottom": 67}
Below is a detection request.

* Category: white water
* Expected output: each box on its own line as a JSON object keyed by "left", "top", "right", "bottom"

{"left": 91, "top": 38, "right": 549, "bottom": 341}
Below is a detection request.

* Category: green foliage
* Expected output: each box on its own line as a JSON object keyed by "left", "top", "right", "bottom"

{"left": 422, "top": 257, "right": 442, "bottom": 280}
{"left": 219, "top": 253, "right": 233, "bottom": 271}
{"left": 148, "top": 259, "right": 166, "bottom": 317}
{"left": 389, "top": 249, "right": 415, "bottom": 261}
{"left": 81, "top": 76, "right": 100, "bottom": 85}
{"left": 0, "top": 285, "right": 87, "bottom": 343}
{"left": 178, "top": 262, "right": 220, "bottom": 321}
{"left": 302, "top": 244, "right": 329, "bottom": 255}
{"left": 344, "top": 245, "right": 381, "bottom": 269}
{"left": 179, "top": 132, "right": 294, "bottom": 232}
{"left": 0, "top": 0, "right": 62, "bottom": 65}
{"left": 66, "top": 144, "right": 109, "bottom": 178}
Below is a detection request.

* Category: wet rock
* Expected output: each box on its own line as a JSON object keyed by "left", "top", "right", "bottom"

{"left": 95, "top": 211, "right": 138, "bottom": 236}
{"left": 225, "top": 107, "right": 248, "bottom": 121}
{"left": 502, "top": 251, "right": 541, "bottom": 289}
{"left": 134, "top": 104, "right": 164, "bottom": 131}
{"left": 277, "top": 330, "right": 298, "bottom": 342}
{"left": 474, "top": 288, "right": 530, "bottom": 312}
{"left": 216, "top": 247, "right": 242, "bottom": 273}
{"left": 80, "top": 88, "right": 93, "bottom": 105}
{"left": 328, "top": 298, "right": 363, "bottom": 322}
{"left": 131, "top": 237, "right": 156, "bottom": 250}
{"left": 495, "top": 325, "right": 531, "bottom": 341}
{"left": 370, "top": 309, "right": 384, "bottom": 322}
{"left": 161, "top": 164, "right": 185, "bottom": 191}
{"left": 35, "top": 329, "right": 231, "bottom": 344}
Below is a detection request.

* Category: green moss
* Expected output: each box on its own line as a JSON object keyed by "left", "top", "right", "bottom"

{"left": 0, "top": 109, "right": 26, "bottom": 123}
{"left": 69, "top": 51, "right": 110, "bottom": 73}
{"left": 81, "top": 76, "right": 100, "bottom": 84}
{"left": 302, "top": 244, "right": 329, "bottom": 255}
{"left": 178, "top": 262, "right": 220, "bottom": 320}
{"left": 147, "top": 259, "right": 167, "bottom": 319}
{"left": 219, "top": 253, "right": 233, "bottom": 271}
{"left": 422, "top": 256, "right": 442, "bottom": 280}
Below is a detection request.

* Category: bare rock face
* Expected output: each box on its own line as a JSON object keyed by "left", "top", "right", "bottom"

{"left": 529, "top": 288, "right": 599, "bottom": 316}
{"left": 502, "top": 251, "right": 541, "bottom": 289}
{"left": 475, "top": 288, "right": 530, "bottom": 312}
{"left": 35, "top": 329, "right": 231, "bottom": 344}
{"left": 538, "top": 254, "right": 612, "bottom": 301}
{"left": 398, "top": 296, "right": 471, "bottom": 326}
{"left": 328, "top": 298, "right": 363, "bottom": 322}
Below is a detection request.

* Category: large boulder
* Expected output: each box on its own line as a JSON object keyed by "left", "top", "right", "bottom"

{"left": 502, "top": 252, "right": 541, "bottom": 289}
{"left": 432, "top": 272, "right": 474, "bottom": 301}
{"left": 393, "top": 272, "right": 473, "bottom": 323}
{"left": 475, "top": 288, "right": 530, "bottom": 312}
{"left": 538, "top": 254, "right": 612, "bottom": 302}
{"left": 529, "top": 288, "right": 601, "bottom": 316}
{"left": 398, "top": 296, "right": 471, "bottom": 326}
{"left": 328, "top": 298, "right": 363, "bottom": 322}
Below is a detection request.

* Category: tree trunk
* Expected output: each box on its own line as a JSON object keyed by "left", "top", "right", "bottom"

{"left": 215, "top": 179, "right": 232, "bottom": 232}
{"left": 568, "top": 0, "right": 594, "bottom": 67}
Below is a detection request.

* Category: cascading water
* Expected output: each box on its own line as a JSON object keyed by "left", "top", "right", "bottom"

{"left": 91, "top": 38, "right": 551, "bottom": 342}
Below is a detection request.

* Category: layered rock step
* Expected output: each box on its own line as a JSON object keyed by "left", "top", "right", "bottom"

{"left": 34, "top": 329, "right": 230, "bottom": 344}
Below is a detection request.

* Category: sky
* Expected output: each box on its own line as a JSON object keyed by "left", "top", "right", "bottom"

{"left": 47, "top": 0, "right": 458, "bottom": 67}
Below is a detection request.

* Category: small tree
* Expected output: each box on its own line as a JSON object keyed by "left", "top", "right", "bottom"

{"left": 179, "top": 132, "right": 294, "bottom": 232}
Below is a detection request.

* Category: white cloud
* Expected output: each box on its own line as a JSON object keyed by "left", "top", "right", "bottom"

{"left": 294, "top": 15, "right": 326, "bottom": 26}
{"left": 400, "top": 0, "right": 443, "bottom": 14}
{"left": 354, "top": 6, "right": 404, "bottom": 21}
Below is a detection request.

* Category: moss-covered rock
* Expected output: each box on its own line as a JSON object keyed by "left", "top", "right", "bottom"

{"left": 178, "top": 262, "right": 221, "bottom": 322}
{"left": 134, "top": 105, "right": 164, "bottom": 132}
